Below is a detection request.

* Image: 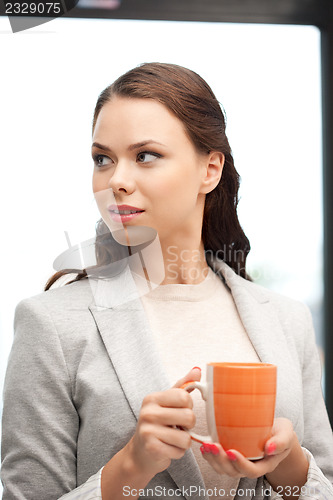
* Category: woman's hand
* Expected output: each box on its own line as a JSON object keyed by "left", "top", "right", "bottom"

{"left": 200, "top": 417, "right": 309, "bottom": 499}
{"left": 200, "top": 417, "right": 295, "bottom": 478}
{"left": 125, "top": 367, "right": 202, "bottom": 479}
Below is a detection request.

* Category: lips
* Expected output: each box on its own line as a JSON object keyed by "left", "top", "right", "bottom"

{"left": 108, "top": 204, "right": 144, "bottom": 215}
{"left": 107, "top": 204, "right": 144, "bottom": 223}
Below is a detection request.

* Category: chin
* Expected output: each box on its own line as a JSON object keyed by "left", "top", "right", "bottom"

{"left": 110, "top": 225, "right": 158, "bottom": 247}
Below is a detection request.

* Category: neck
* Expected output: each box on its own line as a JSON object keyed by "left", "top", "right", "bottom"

{"left": 127, "top": 229, "right": 210, "bottom": 287}
{"left": 160, "top": 241, "right": 209, "bottom": 285}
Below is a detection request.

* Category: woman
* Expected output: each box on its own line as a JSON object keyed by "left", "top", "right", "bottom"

{"left": 1, "top": 62, "right": 333, "bottom": 500}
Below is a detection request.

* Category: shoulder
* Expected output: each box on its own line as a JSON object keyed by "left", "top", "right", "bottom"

{"left": 14, "top": 278, "right": 95, "bottom": 334}
{"left": 217, "top": 263, "right": 318, "bottom": 365}
{"left": 244, "top": 277, "right": 313, "bottom": 331}
{"left": 17, "top": 278, "right": 92, "bottom": 309}
{"left": 240, "top": 274, "right": 310, "bottom": 312}
{"left": 214, "top": 259, "right": 313, "bottom": 330}
{"left": 248, "top": 272, "right": 310, "bottom": 317}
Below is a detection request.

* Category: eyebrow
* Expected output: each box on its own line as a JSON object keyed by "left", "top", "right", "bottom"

{"left": 91, "top": 140, "right": 166, "bottom": 152}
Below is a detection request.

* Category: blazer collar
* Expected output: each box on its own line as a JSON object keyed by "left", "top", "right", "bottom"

{"left": 88, "top": 258, "right": 300, "bottom": 498}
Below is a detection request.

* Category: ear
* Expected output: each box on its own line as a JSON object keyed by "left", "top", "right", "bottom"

{"left": 199, "top": 151, "right": 225, "bottom": 194}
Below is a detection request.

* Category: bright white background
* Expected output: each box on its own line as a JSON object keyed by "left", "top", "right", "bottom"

{"left": 0, "top": 15, "right": 322, "bottom": 431}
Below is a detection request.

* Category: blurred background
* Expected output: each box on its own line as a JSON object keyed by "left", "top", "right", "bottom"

{"left": 1, "top": 3, "right": 332, "bottom": 487}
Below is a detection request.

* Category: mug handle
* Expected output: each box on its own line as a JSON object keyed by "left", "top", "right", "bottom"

{"left": 180, "top": 380, "right": 214, "bottom": 444}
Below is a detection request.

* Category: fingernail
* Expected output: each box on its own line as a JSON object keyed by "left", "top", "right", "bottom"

{"left": 209, "top": 444, "right": 219, "bottom": 455}
{"left": 267, "top": 442, "right": 276, "bottom": 455}
{"left": 192, "top": 366, "right": 201, "bottom": 371}
{"left": 226, "top": 450, "right": 237, "bottom": 461}
{"left": 200, "top": 445, "right": 205, "bottom": 454}
{"left": 203, "top": 442, "right": 211, "bottom": 453}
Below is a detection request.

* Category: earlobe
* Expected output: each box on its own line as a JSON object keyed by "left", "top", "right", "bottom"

{"left": 200, "top": 152, "right": 225, "bottom": 194}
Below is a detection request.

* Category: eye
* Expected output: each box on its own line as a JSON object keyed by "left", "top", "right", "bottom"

{"left": 137, "top": 151, "right": 161, "bottom": 163}
{"left": 92, "top": 154, "right": 112, "bottom": 168}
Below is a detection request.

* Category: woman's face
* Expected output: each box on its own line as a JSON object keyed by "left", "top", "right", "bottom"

{"left": 92, "top": 96, "right": 216, "bottom": 248}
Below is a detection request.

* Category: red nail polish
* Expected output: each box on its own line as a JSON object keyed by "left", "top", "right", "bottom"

{"left": 203, "top": 442, "right": 211, "bottom": 453}
{"left": 209, "top": 444, "right": 219, "bottom": 455}
{"left": 200, "top": 445, "right": 205, "bottom": 454}
{"left": 267, "top": 442, "right": 276, "bottom": 455}
{"left": 192, "top": 366, "right": 201, "bottom": 371}
{"left": 226, "top": 450, "right": 237, "bottom": 461}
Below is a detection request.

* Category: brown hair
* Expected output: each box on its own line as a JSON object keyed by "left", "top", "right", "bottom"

{"left": 45, "top": 62, "right": 250, "bottom": 290}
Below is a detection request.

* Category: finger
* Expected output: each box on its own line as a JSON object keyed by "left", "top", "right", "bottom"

{"left": 156, "top": 440, "right": 189, "bottom": 460}
{"left": 145, "top": 435, "right": 189, "bottom": 461}
{"left": 143, "top": 388, "right": 193, "bottom": 409}
{"left": 140, "top": 405, "right": 196, "bottom": 429}
{"left": 223, "top": 449, "right": 285, "bottom": 478}
{"left": 152, "top": 425, "right": 192, "bottom": 451}
{"left": 200, "top": 444, "right": 245, "bottom": 478}
{"left": 264, "top": 418, "right": 294, "bottom": 457}
{"left": 173, "top": 367, "right": 202, "bottom": 389}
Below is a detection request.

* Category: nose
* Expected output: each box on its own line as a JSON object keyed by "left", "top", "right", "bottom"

{"left": 107, "top": 160, "right": 135, "bottom": 195}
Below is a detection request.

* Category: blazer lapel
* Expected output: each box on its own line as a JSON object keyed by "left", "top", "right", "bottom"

{"left": 88, "top": 268, "right": 207, "bottom": 500}
{"left": 88, "top": 268, "right": 170, "bottom": 416}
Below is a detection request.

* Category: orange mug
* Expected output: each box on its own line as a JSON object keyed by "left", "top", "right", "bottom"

{"left": 182, "top": 362, "right": 277, "bottom": 460}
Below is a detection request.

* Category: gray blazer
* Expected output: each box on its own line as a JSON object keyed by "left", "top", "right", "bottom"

{"left": 1, "top": 258, "right": 333, "bottom": 499}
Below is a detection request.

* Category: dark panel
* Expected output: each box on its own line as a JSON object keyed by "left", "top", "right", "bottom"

{"left": 0, "top": 0, "right": 329, "bottom": 27}
{"left": 60, "top": 0, "right": 327, "bottom": 28}
{"left": 321, "top": 0, "right": 333, "bottom": 426}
